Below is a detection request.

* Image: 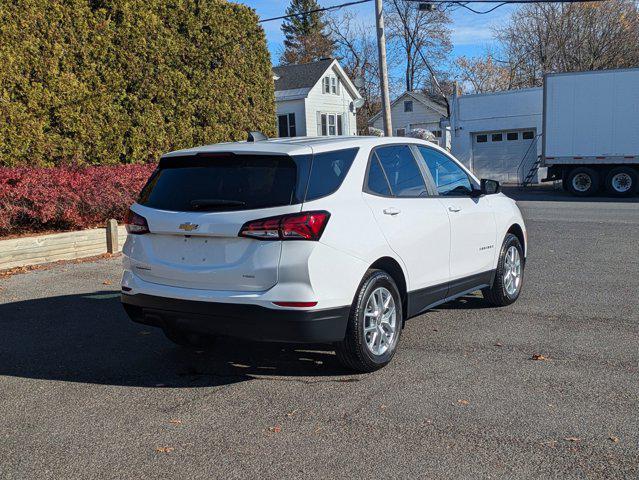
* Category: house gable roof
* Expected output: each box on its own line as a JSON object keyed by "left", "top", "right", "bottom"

{"left": 273, "top": 58, "right": 362, "bottom": 101}
{"left": 273, "top": 58, "right": 334, "bottom": 91}
{"left": 368, "top": 90, "right": 448, "bottom": 125}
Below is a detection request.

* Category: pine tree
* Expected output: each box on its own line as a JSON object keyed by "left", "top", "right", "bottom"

{"left": 280, "top": 0, "right": 335, "bottom": 65}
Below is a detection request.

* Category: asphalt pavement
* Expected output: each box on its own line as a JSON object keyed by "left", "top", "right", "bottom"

{"left": 1, "top": 186, "right": 637, "bottom": 479}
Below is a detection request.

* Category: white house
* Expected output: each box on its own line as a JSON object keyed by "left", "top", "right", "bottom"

{"left": 368, "top": 91, "right": 449, "bottom": 146}
{"left": 449, "top": 88, "right": 543, "bottom": 184}
{"left": 273, "top": 58, "right": 362, "bottom": 137}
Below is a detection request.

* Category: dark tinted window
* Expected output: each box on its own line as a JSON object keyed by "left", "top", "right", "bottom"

{"left": 476, "top": 134, "right": 487, "bottom": 143}
{"left": 305, "top": 148, "right": 358, "bottom": 200}
{"left": 367, "top": 156, "right": 392, "bottom": 196}
{"left": 374, "top": 145, "right": 427, "bottom": 197}
{"left": 522, "top": 131, "right": 535, "bottom": 140}
{"left": 507, "top": 132, "right": 518, "bottom": 141}
{"left": 139, "top": 154, "right": 309, "bottom": 212}
{"left": 492, "top": 133, "right": 503, "bottom": 142}
{"left": 417, "top": 147, "right": 473, "bottom": 196}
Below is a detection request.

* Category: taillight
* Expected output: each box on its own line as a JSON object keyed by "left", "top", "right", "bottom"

{"left": 239, "top": 211, "right": 330, "bottom": 241}
{"left": 125, "top": 209, "right": 150, "bottom": 234}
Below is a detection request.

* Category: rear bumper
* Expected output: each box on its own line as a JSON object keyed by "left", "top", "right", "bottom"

{"left": 121, "top": 293, "right": 350, "bottom": 343}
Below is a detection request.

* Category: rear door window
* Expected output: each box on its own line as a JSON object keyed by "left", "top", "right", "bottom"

{"left": 138, "top": 153, "right": 309, "bottom": 212}
{"left": 372, "top": 145, "right": 428, "bottom": 197}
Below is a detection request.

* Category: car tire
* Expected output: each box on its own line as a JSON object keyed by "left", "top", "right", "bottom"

{"left": 604, "top": 167, "right": 638, "bottom": 197}
{"left": 162, "top": 327, "right": 216, "bottom": 348}
{"left": 482, "top": 234, "right": 524, "bottom": 307}
{"left": 335, "top": 269, "right": 403, "bottom": 373}
{"left": 566, "top": 167, "right": 600, "bottom": 196}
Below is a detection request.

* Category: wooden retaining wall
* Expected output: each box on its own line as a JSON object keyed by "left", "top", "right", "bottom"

{"left": 0, "top": 224, "right": 127, "bottom": 271}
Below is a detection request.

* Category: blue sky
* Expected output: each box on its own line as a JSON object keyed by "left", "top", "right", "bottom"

{"left": 237, "top": 1, "right": 517, "bottom": 64}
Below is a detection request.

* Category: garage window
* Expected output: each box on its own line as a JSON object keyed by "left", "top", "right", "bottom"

{"left": 522, "top": 131, "right": 535, "bottom": 140}
{"left": 507, "top": 132, "right": 518, "bottom": 141}
{"left": 476, "top": 134, "right": 487, "bottom": 143}
{"left": 492, "top": 133, "right": 503, "bottom": 142}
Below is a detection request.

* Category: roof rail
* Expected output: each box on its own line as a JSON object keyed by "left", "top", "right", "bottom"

{"left": 247, "top": 131, "right": 268, "bottom": 142}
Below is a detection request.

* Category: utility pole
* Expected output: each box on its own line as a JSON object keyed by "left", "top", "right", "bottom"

{"left": 374, "top": 0, "right": 393, "bottom": 136}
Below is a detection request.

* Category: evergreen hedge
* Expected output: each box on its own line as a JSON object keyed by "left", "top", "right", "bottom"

{"left": 0, "top": 0, "right": 275, "bottom": 167}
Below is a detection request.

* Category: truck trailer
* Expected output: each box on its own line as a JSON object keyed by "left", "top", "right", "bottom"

{"left": 542, "top": 68, "right": 639, "bottom": 196}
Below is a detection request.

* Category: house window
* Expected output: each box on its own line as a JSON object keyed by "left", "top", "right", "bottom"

{"left": 433, "top": 130, "right": 442, "bottom": 138}
{"left": 476, "top": 134, "right": 488, "bottom": 143}
{"left": 320, "top": 113, "right": 344, "bottom": 136}
{"left": 492, "top": 133, "right": 503, "bottom": 142}
{"left": 323, "top": 76, "right": 339, "bottom": 95}
{"left": 404, "top": 101, "right": 413, "bottom": 112}
{"left": 522, "top": 131, "right": 535, "bottom": 140}
{"left": 277, "top": 113, "right": 296, "bottom": 137}
{"left": 396, "top": 128, "right": 406, "bottom": 137}
{"left": 507, "top": 132, "right": 519, "bottom": 141}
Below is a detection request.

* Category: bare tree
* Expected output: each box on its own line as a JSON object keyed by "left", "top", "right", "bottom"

{"left": 454, "top": 0, "right": 639, "bottom": 93}
{"left": 384, "top": 0, "right": 452, "bottom": 93}
{"left": 328, "top": 11, "right": 386, "bottom": 133}
{"left": 453, "top": 54, "right": 515, "bottom": 93}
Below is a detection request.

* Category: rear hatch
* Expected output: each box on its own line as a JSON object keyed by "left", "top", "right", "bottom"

{"left": 129, "top": 152, "right": 310, "bottom": 291}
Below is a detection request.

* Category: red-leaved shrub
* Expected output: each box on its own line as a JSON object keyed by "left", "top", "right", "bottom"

{"left": 0, "top": 164, "right": 156, "bottom": 236}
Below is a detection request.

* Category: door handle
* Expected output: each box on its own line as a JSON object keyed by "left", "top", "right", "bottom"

{"left": 383, "top": 207, "right": 401, "bottom": 216}
{"left": 448, "top": 206, "right": 462, "bottom": 212}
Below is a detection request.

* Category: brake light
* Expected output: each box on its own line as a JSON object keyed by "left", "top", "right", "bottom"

{"left": 239, "top": 211, "right": 330, "bottom": 241}
{"left": 125, "top": 209, "right": 150, "bottom": 234}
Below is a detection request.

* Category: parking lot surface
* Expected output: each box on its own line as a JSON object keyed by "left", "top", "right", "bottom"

{"left": 1, "top": 187, "right": 638, "bottom": 479}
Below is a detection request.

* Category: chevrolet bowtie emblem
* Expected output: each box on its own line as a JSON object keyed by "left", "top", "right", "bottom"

{"left": 179, "top": 222, "right": 199, "bottom": 232}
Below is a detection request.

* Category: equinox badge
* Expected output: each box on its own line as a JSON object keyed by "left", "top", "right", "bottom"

{"left": 179, "top": 222, "right": 199, "bottom": 232}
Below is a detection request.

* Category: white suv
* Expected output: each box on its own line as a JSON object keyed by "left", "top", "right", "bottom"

{"left": 121, "top": 135, "right": 526, "bottom": 372}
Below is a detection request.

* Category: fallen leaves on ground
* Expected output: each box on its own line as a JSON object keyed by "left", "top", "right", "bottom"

{"left": 102, "top": 280, "right": 112, "bottom": 285}
{"left": 494, "top": 342, "right": 502, "bottom": 347}
{"left": 285, "top": 409, "right": 298, "bottom": 418}
{"left": 169, "top": 419, "right": 182, "bottom": 425}
{"left": 564, "top": 437, "right": 580, "bottom": 442}
{"left": 609, "top": 435, "right": 619, "bottom": 443}
{"left": 531, "top": 353, "right": 549, "bottom": 361}
{"left": 268, "top": 425, "right": 282, "bottom": 433}
{"left": 155, "top": 446, "right": 174, "bottom": 453}
{"left": 458, "top": 399, "right": 470, "bottom": 405}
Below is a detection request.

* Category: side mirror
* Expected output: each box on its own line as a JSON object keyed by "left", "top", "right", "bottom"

{"left": 481, "top": 179, "right": 501, "bottom": 195}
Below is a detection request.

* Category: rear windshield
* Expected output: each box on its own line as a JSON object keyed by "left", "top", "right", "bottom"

{"left": 137, "top": 148, "right": 358, "bottom": 212}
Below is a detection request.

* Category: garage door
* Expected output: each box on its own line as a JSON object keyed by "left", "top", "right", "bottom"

{"left": 472, "top": 130, "right": 537, "bottom": 184}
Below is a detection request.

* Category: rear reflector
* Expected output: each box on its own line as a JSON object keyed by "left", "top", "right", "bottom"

{"left": 239, "top": 211, "right": 330, "bottom": 241}
{"left": 125, "top": 209, "right": 150, "bottom": 234}
{"left": 272, "top": 301, "right": 318, "bottom": 308}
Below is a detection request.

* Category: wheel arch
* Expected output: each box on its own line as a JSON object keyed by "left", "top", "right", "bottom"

{"left": 369, "top": 256, "right": 408, "bottom": 322}
{"left": 507, "top": 223, "right": 526, "bottom": 258}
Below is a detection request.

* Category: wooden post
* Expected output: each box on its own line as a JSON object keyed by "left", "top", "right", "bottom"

{"left": 106, "top": 219, "right": 118, "bottom": 253}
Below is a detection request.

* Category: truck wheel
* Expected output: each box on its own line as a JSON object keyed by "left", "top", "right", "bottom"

{"left": 566, "top": 167, "right": 600, "bottom": 196}
{"left": 604, "top": 167, "right": 638, "bottom": 197}
{"left": 335, "top": 269, "right": 403, "bottom": 373}
{"left": 482, "top": 234, "right": 524, "bottom": 307}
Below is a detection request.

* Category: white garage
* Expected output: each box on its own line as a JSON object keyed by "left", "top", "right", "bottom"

{"left": 471, "top": 129, "right": 537, "bottom": 183}
{"left": 449, "top": 88, "right": 543, "bottom": 184}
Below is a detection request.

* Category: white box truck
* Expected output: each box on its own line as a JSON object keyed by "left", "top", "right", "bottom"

{"left": 541, "top": 68, "right": 639, "bottom": 196}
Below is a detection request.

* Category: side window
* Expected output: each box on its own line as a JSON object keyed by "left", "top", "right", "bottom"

{"left": 367, "top": 156, "right": 392, "bottom": 196}
{"left": 305, "top": 148, "right": 358, "bottom": 201}
{"left": 374, "top": 145, "right": 428, "bottom": 197}
{"left": 417, "top": 146, "right": 474, "bottom": 196}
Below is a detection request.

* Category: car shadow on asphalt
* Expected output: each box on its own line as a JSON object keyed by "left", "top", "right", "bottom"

{"left": 0, "top": 292, "right": 356, "bottom": 388}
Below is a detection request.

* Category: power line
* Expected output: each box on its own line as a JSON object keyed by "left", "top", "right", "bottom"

{"left": 259, "top": 0, "right": 373, "bottom": 23}
{"left": 259, "top": 0, "right": 609, "bottom": 24}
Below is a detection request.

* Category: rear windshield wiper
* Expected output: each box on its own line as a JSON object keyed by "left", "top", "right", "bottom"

{"left": 190, "top": 199, "right": 247, "bottom": 210}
